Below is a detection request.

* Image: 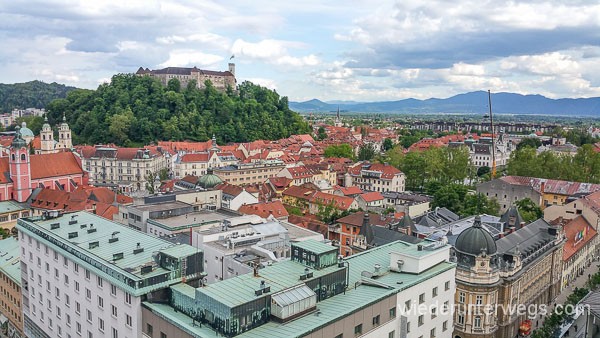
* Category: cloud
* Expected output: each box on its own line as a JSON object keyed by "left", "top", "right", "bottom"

{"left": 231, "top": 39, "right": 319, "bottom": 68}
{"left": 158, "top": 51, "right": 224, "bottom": 68}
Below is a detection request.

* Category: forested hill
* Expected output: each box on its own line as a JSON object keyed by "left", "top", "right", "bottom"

{"left": 0, "top": 80, "right": 77, "bottom": 113}
{"left": 45, "top": 74, "right": 310, "bottom": 146}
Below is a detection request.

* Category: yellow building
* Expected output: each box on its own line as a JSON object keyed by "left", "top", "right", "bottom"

{"left": 213, "top": 160, "right": 285, "bottom": 186}
{"left": 0, "top": 237, "right": 23, "bottom": 338}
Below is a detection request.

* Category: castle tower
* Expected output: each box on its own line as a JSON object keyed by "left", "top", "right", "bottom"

{"left": 40, "top": 115, "right": 55, "bottom": 154}
{"left": 57, "top": 114, "right": 72, "bottom": 149}
{"left": 228, "top": 63, "right": 235, "bottom": 77}
{"left": 9, "top": 127, "right": 32, "bottom": 202}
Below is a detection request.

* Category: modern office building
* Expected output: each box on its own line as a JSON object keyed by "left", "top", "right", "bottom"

{"left": 17, "top": 211, "right": 203, "bottom": 338}
{"left": 140, "top": 239, "right": 456, "bottom": 338}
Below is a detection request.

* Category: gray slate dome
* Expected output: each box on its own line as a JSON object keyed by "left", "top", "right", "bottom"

{"left": 198, "top": 173, "right": 223, "bottom": 189}
{"left": 455, "top": 215, "right": 497, "bottom": 256}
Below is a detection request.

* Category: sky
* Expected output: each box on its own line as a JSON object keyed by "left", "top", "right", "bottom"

{"left": 2, "top": 1, "right": 600, "bottom": 102}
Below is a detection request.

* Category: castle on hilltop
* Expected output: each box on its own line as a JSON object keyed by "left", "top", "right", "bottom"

{"left": 136, "top": 63, "right": 236, "bottom": 91}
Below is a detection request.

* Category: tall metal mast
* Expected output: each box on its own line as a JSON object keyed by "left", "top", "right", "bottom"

{"left": 487, "top": 90, "right": 496, "bottom": 178}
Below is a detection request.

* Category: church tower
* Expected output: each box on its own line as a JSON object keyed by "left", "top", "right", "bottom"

{"left": 40, "top": 115, "right": 55, "bottom": 154}
{"left": 9, "top": 127, "right": 32, "bottom": 202}
{"left": 57, "top": 114, "right": 72, "bottom": 149}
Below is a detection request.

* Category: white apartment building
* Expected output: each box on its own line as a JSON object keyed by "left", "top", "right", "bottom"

{"left": 17, "top": 211, "right": 203, "bottom": 338}
{"left": 77, "top": 145, "right": 173, "bottom": 194}
{"left": 346, "top": 162, "right": 406, "bottom": 193}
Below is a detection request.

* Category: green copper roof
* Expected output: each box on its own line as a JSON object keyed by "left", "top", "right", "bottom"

{"left": 0, "top": 237, "right": 21, "bottom": 284}
{"left": 198, "top": 173, "right": 223, "bottom": 189}
{"left": 17, "top": 211, "right": 201, "bottom": 296}
{"left": 291, "top": 239, "right": 338, "bottom": 256}
{"left": 0, "top": 200, "right": 27, "bottom": 214}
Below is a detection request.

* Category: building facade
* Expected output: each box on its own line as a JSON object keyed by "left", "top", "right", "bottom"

{"left": 452, "top": 217, "right": 564, "bottom": 338}
{"left": 213, "top": 160, "right": 286, "bottom": 186}
{"left": 78, "top": 145, "right": 172, "bottom": 193}
{"left": 17, "top": 211, "right": 203, "bottom": 338}
{"left": 346, "top": 162, "right": 405, "bottom": 193}
{"left": 136, "top": 64, "right": 236, "bottom": 91}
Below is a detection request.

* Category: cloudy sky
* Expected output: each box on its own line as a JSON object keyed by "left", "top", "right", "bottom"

{"left": 2, "top": 0, "right": 600, "bottom": 102}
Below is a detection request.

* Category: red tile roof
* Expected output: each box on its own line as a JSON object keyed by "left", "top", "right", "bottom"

{"left": 238, "top": 200, "right": 289, "bottom": 219}
{"left": 561, "top": 216, "right": 597, "bottom": 261}
{"left": 282, "top": 186, "right": 315, "bottom": 200}
{"left": 309, "top": 191, "right": 355, "bottom": 211}
{"left": 347, "top": 162, "right": 402, "bottom": 179}
{"left": 336, "top": 186, "right": 363, "bottom": 196}
{"left": 287, "top": 214, "right": 328, "bottom": 236}
{"left": 215, "top": 182, "right": 244, "bottom": 197}
{"left": 268, "top": 177, "right": 293, "bottom": 189}
{"left": 30, "top": 152, "right": 84, "bottom": 179}
{"left": 336, "top": 211, "right": 400, "bottom": 227}
{"left": 180, "top": 153, "right": 209, "bottom": 162}
{"left": 500, "top": 176, "right": 600, "bottom": 196}
{"left": 359, "top": 191, "right": 384, "bottom": 202}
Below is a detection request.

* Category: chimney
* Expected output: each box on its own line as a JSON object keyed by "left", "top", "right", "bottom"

{"left": 540, "top": 181, "right": 545, "bottom": 194}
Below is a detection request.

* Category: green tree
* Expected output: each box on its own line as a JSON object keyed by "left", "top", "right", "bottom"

{"left": 516, "top": 137, "right": 542, "bottom": 150}
{"left": 324, "top": 144, "right": 354, "bottom": 159}
{"left": 317, "top": 126, "right": 327, "bottom": 140}
{"left": 357, "top": 143, "right": 376, "bottom": 161}
{"left": 514, "top": 198, "right": 542, "bottom": 223}
{"left": 167, "top": 78, "right": 181, "bottom": 93}
{"left": 382, "top": 138, "right": 394, "bottom": 151}
{"left": 477, "top": 166, "right": 491, "bottom": 177}
{"left": 432, "top": 184, "right": 499, "bottom": 217}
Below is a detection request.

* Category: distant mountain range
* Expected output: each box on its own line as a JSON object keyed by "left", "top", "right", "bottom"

{"left": 0, "top": 80, "right": 78, "bottom": 113}
{"left": 289, "top": 91, "right": 600, "bottom": 116}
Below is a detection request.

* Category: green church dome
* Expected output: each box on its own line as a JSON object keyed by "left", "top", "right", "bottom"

{"left": 455, "top": 215, "right": 497, "bottom": 256}
{"left": 198, "top": 173, "right": 223, "bottom": 189}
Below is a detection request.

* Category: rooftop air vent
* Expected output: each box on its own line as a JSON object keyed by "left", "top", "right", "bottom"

{"left": 50, "top": 223, "right": 60, "bottom": 230}
{"left": 113, "top": 252, "right": 124, "bottom": 261}
{"left": 89, "top": 241, "right": 99, "bottom": 249}
{"left": 140, "top": 265, "right": 153, "bottom": 274}
{"left": 133, "top": 243, "right": 144, "bottom": 254}
{"left": 68, "top": 232, "right": 78, "bottom": 239}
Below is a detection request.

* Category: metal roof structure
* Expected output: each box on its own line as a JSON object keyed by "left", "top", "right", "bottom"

{"left": 0, "top": 237, "right": 21, "bottom": 283}
{"left": 291, "top": 238, "right": 337, "bottom": 256}
{"left": 143, "top": 239, "right": 455, "bottom": 338}
{"left": 17, "top": 211, "right": 201, "bottom": 296}
{"left": 271, "top": 284, "right": 315, "bottom": 307}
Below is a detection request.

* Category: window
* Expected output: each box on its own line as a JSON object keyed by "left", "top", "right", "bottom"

{"left": 474, "top": 316, "right": 481, "bottom": 328}
{"left": 99, "top": 318, "right": 104, "bottom": 332}
{"left": 55, "top": 287, "right": 60, "bottom": 299}
{"left": 76, "top": 323, "right": 81, "bottom": 334}
{"left": 75, "top": 302, "right": 80, "bottom": 315}
{"left": 443, "top": 320, "right": 448, "bottom": 331}
{"left": 85, "top": 269, "right": 90, "bottom": 280}
{"left": 111, "top": 305, "right": 118, "bottom": 317}
{"left": 97, "top": 276, "right": 103, "bottom": 288}
{"left": 87, "top": 309, "right": 92, "bottom": 323}
{"left": 111, "top": 284, "right": 117, "bottom": 296}
{"left": 66, "top": 314, "right": 71, "bottom": 326}
{"left": 54, "top": 251, "right": 58, "bottom": 260}
{"left": 87, "top": 331, "right": 92, "bottom": 338}
{"left": 74, "top": 263, "right": 79, "bottom": 273}
{"left": 125, "top": 292, "right": 132, "bottom": 305}
{"left": 85, "top": 288, "right": 91, "bottom": 300}
{"left": 372, "top": 315, "right": 380, "bottom": 326}
{"left": 476, "top": 295, "right": 483, "bottom": 305}
{"left": 354, "top": 324, "right": 362, "bottom": 336}
{"left": 457, "top": 314, "right": 465, "bottom": 325}
{"left": 112, "top": 328, "right": 118, "bottom": 338}
{"left": 431, "top": 307, "right": 437, "bottom": 319}
{"left": 419, "top": 293, "right": 425, "bottom": 304}
{"left": 459, "top": 292, "right": 465, "bottom": 303}
{"left": 126, "top": 314, "right": 132, "bottom": 327}
{"left": 389, "top": 306, "right": 396, "bottom": 319}
{"left": 98, "top": 296, "right": 103, "bottom": 308}
{"left": 65, "top": 294, "right": 70, "bottom": 306}
{"left": 75, "top": 281, "right": 80, "bottom": 292}
{"left": 405, "top": 300, "right": 411, "bottom": 312}
{"left": 160, "top": 333, "right": 167, "bottom": 338}
{"left": 64, "top": 274, "right": 69, "bottom": 285}
{"left": 146, "top": 324, "right": 153, "bottom": 335}
{"left": 432, "top": 287, "right": 438, "bottom": 297}
{"left": 418, "top": 315, "right": 424, "bottom": 326}
{"left": 406, "top": 322, "right": 410, "bottom": 333}
{"left": 430, "top": 328, "right": 436, "bottom": 338}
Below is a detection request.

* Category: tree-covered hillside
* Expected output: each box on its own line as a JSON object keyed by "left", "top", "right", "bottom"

{"left": 0, "top": 80, "right": 77, "bottom": 113}
{"left": 46, "top": 74, "right": 310, "bottom": 146}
